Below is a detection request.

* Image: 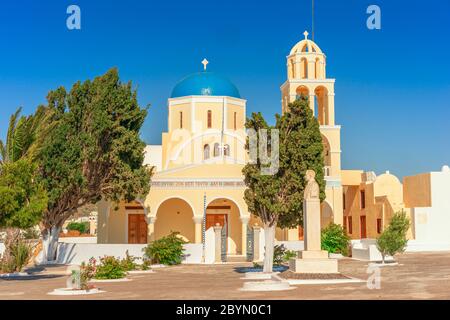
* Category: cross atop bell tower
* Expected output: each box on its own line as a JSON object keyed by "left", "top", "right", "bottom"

{"left": 201, "top": 58, "right": 209, "bottom": 71}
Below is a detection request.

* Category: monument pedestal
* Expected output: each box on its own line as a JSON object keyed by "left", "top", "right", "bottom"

{"left": 289, "top": 174, "right": 340, "bottom": 274}
{"left": 289, "top": 250, "right": 338, "bottom": 273}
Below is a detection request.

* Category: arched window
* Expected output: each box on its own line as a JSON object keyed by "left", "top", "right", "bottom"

{"left": 224, "top": 144, "right": 230, "bottom": 156}
{"left": 213, "top": 143, "right": 220, "bottom": 157}
{"left": 203, "top": 144, "right": 210, "bottom": 160}
{"left": 179, "top": 111, "right": 183, "bottom": 129}
{"left": 207, "top": 110, "right": 212, "bottom": 128}
{"left": 233, "top": 112, "right": 237, "bottom": 130}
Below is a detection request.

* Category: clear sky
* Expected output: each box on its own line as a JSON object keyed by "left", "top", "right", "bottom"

{"left": 1, "top": 0, "right": 449, "bottom": 178}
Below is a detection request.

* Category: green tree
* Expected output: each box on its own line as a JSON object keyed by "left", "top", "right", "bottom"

{"left": 0, "top": 159, "right": 48, "bottom": 268}
{"left": 376, "top": 211, "right": 410, "bottom": 263}
{"left": 0, "top": 107, "right": 49, "bottom": 269}
{"left": 0, "top": 106, "right": 49, "bottom": 166}
{"left": 36, "top": 68, "right": 152, "bottom": 261}
{"left": 243, "top": 96, "right": 325, "bottom": 273}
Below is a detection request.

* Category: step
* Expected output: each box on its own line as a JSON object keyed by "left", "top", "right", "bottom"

{"left": 226, "top": 255, "right": 248, "bottom": 263}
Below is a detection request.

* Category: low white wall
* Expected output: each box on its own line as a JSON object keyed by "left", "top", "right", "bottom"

{"left": 275, "top": 240, "right": 304, "bottom": 252}
{"left": 58, "top": 237, "right": 97, "bottom": 244}
{"left": 182, "top": 243, "right": 203, "bottom": 264}
{"left": 351, "top": 239, "right": 393, "bottom": 261}
{"left": 204, "top": 227, "right": 215, "bottom": 264}
{"left": 54, "top": 242, "right": 203, "bottom": 265}
{"left": 406, "top": 240, "right": 450, "bottom": 252}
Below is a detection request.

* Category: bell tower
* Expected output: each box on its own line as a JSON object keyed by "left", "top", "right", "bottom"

{"left": 281, "top": 31, "right": 343, "bottom": 226}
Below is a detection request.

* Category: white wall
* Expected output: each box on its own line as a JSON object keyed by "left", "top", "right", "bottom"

{"left": 275, "top": 240, "right": 304, "bottom": 252}
{"left": 58, "top": 237, "right": 97, "bottom": 244}
{"left": 204, "top": 227, "right": 215, "bottom": 264}
{"left": 409, "top": 169, "right": 450, "bottom": 249}
{"left": 53, "top": 242, "right": 203, "bottom": 265}
{"left": 0, "top": 243, "right": 4, "bottom": 256}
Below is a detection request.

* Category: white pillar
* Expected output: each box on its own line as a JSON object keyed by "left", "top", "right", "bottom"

{"left": 240, "top": 216, "right": 250, "bottom": 256}
{"left": 147, "top": 216, "right": 157, "bottom": 243}
{"left": 213, "top": 224, "right": 222, "bottom": 263}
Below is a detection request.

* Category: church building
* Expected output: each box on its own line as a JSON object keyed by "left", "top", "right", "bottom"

{"left": 96, "top": 32, "right": 407, "bottom": 256}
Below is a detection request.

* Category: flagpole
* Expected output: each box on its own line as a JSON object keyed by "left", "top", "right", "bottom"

{"left": 312, "top": 0, "right": 315, "bottom": 41}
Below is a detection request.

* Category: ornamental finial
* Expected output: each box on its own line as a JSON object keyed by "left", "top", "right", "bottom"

{"left": 303, "top": 30, "right": 309, "bottom": 40}
{"left": 201, "top": 58, "right": 209, "bottom": 71}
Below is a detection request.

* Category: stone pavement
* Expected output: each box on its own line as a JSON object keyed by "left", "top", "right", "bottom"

{"left": 1, "top": 252, "right": 450, "bottom": 300}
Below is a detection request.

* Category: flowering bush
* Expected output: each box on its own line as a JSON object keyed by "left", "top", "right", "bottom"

{"left": 94, "top": 256, "right": 126, "bottom": 279}
{"left": 120, "top": 250, "right": 137, "bottom": 271}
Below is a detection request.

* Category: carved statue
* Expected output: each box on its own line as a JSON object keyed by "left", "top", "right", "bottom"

{"left": 304, "top": 169, "right": 320, "bottom": 200}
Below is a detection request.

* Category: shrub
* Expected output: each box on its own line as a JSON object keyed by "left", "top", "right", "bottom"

{"left": 321, "top": 223, "right": 350, "bottom": 256}
{"left": 0, "top": 237, "right": 33, "bottom": 273}
{"left": 78, "top": 257, "right": 97, "bottom": 289}
{"left": 377, "top": 211, "right": 410, "bottom": 263}
{"left": 283, "top": 249, "right": 297, "bottom": 261}
{"left": 143, "top": 232, "right": 186, "bottom": 265}
{"left": 120, "top": 250, "right": 137, "bottom": 271}
{"left": 272, "top": 244, "right": 297, "bottom": 266}
{"left": 141, "top": 258, "right": 151, "bottom": 271}
{"left": 22, "top": 227, "right": 40, "bottom": 240}
{"left": 94, "top": 256, "right": 126, "bottom": 279}
{"left": 67, "top": 222, "right": 89, "bottom": 234}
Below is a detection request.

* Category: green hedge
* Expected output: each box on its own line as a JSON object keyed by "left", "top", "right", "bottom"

{"left": 67, "top": 221, "right": 90, "bottom": 234}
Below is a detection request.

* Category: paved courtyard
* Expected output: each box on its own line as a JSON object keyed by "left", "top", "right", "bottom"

{"left": 1, "top": 252, "right": 450, "bottom": 300}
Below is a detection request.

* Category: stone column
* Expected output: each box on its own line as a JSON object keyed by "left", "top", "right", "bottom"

{"left": 213, "top": 223, "right": 222, "bottom": 263}
{"left": 253, "top": 225, "right": 261, "bottom": 262}
{"left": 147, "top": 216, "right": 157, "bottom": 243}
{"left": 193, "top": 216, "right": 203, "bottom": 244}
{"left": 240, "top": 216, "right": 249, "bottom": 256}
{"left": 327, "top": 93, "right": 335, "bottom": 125}
{"left": 308, "top": 59, "right": 316, "bottom": 79}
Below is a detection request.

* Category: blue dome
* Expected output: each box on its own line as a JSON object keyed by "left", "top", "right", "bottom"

{"left": 171, "top": 72, "right": 241, "bottom": 99}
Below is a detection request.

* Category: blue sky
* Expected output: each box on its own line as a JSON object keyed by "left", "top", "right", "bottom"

{"left": 0, "top": 0, "right": 449, "bottom": 178}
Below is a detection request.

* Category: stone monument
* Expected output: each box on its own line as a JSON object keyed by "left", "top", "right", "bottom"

{"left": 289, "top": 170, "right": 338, "bottom": 273}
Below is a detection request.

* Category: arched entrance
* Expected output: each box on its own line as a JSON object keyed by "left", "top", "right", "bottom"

{"left": 206, "top": 198, "right": 242, "bottom": 255}
{"left": 155, "top": 198, "right": 195, "bottom": 242}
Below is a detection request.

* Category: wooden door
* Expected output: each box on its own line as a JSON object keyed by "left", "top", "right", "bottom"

{"left": 360, "top": 216, "right": 367, "bottom": 239}
{"left": 298, "top": 226, "right": 304, "bottom": 240}
{"left": 128, "top": 214, "right": 148, "bottom": 244}
{"left": 206, "top": 214, "right": 227, "bottom": 236}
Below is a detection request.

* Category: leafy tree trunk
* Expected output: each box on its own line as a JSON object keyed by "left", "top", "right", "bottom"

{"left": 263, "top": 223, "right": 276, "bottom": 273}
{"left": 3, "top": 227, "right": 21, "bottom": 262}
{"left": 41, "top": 225, "right": 61, "bottom": 262}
